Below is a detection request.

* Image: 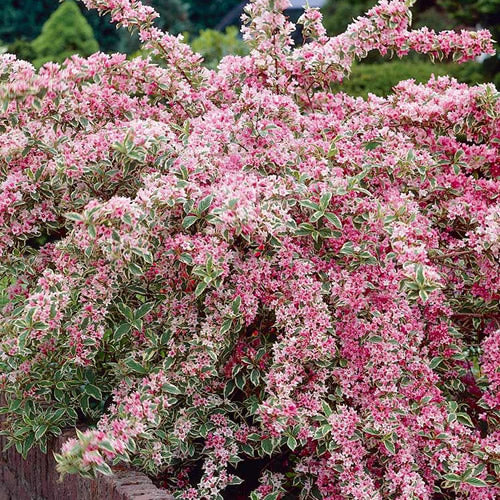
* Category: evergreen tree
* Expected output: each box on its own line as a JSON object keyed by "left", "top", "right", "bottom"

{"left": 185, "top": 0, "right": 243, "bottom": 33}
{"left": 32, "top": 0, "right": 99, "bottom": 67}
{"left": 6, "top": 38, "right": 37, "bottom": 63}
{"left": 0, "top": 0, "right": 56, "bottom": 43}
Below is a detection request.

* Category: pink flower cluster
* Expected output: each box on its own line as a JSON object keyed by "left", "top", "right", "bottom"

{"left": 0, "top": 1, "right": 498, "bottom": 499}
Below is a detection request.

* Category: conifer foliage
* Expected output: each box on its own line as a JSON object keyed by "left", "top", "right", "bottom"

{"left": 31, "top": 0, "right": 99, "bottom": 67}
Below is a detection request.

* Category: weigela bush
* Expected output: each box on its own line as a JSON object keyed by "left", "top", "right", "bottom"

{"left": 0, "top": 1, "right": 499, "bottom": 498}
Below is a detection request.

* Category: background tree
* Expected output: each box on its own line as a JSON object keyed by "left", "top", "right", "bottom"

{"left": 31, "top": 0, "right": 99, "bottom": 67}
{"left": 6, "top": 38, "right": 37, "bottom": 63}
{"left": 321, "top": 0, "right": 494, "bottom": 94}
{"left": 0, "top": 1, "right": 120, "bottom": 52}
{"left": 189, "top": 26, "right": 248, "bottom": 69}
{"left": 0, "top": 1, "right": 193, "bottom": 55}
{"left": 437, "top": 0, "right": 500, "bottom": 84}
{"left": 151, "top": 0, "right": 191, "bottom": 32}
{"left": 185, "top": 0, "right": 243, "bottom": 33}
{"left": 0, "top": 0, "right": 55, "bottom": 43}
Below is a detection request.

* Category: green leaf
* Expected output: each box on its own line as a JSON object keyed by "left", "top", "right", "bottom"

{"left": 250, "top": 369, "right": 260, "bottom": 386}
{"left": 195, "top": 281, "right": 208, "bottom": 297}
{"left": 464, "top": 477, "right": 488, "bottom": 488}
{"left": 287, "top": 436, "right": 297, "bottom": 451}
{"left": 322, "top": 401, "right": 333, "bottom": 417}
{"left": 429, "top": 356, "right": 443, "bottom": 369}
{"left": 51, "top": 409, "right": 66, "bottom": 422}
{"left": 327, "top": 143, "right": 338, "bottom": 158}
{"left": 383, "top": 438, "right": 395, "bottom": 454}
{"left": 299, "top": 200, "right": 320, "bottom": 211}
{"left": 365, "top": 140, "right": 381, "bottom": 150}
{"left": 84, "top": 384, "right": 102, "bottom": 400}
{"left": 235, "top": 374, "right": 246, "bottom": 390}
{"left": 261, "top": 438, "right": 273, "bottom": 456}
{"left": 263, "top": 492, "right": 280, "bottom": 500}
{"left": 117, "top": 303, "right": 134, "bottom": 320}
{"left": 95, "top": 462, "right": 113, "bottom": 476}
{"left": 179, "top": 253, "right": 193, "bottom": 265}
{"left": 128, "top": 262, "right": 143, "bottom": 276}
{"left": 163, "top": 383, "right": 183, "bottom": 395}
{"left": 114, "top": 323, "right": 131, "bottom": 341}
{"left": 9, "top": 399, "right": 22, "bottom": 411}
{"left": 296, "top": 223, "right": 315, "bottom": 236}
{"left": 339, "top": 241, "right": 355, "bottom": 255}
{"left": 125, "top": 359, "right": 147, "bottom": 375}
{"left": 224, "top": 380, "right": 235, "bottom": 398}
{"left": 443, "top": 473, "right": 461, "bottom": 482}
{"left": 135, "top": 302, "right": 154, "bottom": 320}
{"left": 22, "top": 432, "right": 35, "bottom": 458}
{"left": 65, "top": 212, "right": 83, "bottom": 222}
{"left": 220, "top": 318, "right": 233, "bottom": 335}
{"left": 416, "top": 265, "right": 425, "bottom": 286}
{"left": 324, "top": 212, "right": 342, "bottom": 229}
{"left": 160, "top": 331, "right": 172, "bottom": 345}
{"left": 232, "top": 296, "right": 241, "bottom": 315}
{"left": 457, "top": 412, "right": 474, "bottom": 428}
{"left": 228, "top": 476, "right": 244, "bottom": 486}
{"left": 182, "top": 215, "right": 198, "bottom": 229}
{"left": 197, "top": 194, "right": 214, "bottom": 213}
{"left": 310, "top": 211, "right": 323, "bottom": 223}
{"left": 99, "top": 440, "right": 116, "bottom": 453}
{"left": 34, "top": 424, "right": 48, "bottom": 441}
{"left": 320, "top": 192, "right": 332, "bottom": 209}
{"left": 364, "top": 427, "right": 381, "bottom": 436}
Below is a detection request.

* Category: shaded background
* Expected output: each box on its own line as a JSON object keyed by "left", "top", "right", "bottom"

{"left": 1, "top": 0, "right": 498, "bottom": 95}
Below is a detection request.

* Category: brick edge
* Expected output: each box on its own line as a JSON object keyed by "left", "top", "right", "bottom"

{"left": 0, "top": 430, "right": 173, "bottom": 500}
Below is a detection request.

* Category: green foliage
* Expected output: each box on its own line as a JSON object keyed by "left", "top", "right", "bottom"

{"left": 437, "top": 0, "right": 500, "bottom": 78}
{"left": 186, "top": 0, "right": 243, "bottom": 33}
{"left": 335, "top": 60, "right": 485, "bottom": 98}
{"left": 0, "top": 0, "right": 57, "bottom": 44}
{"left": 85, "top": 10, "right": 126, "bottom": 53}
{"left": 115, "top": 0, "right": 192, "bottom": 55}
{"left": 0, "top": 277, "right": 8, "bottom": 309}
{"left": 0, "top": 1, "right": 120, "bottom": 53}
{"left": 151, "top": 0, "right": 191, "bottom": 33}
{"left": 494, "top": 72, "right": 500, "bottom": 89}
{"left": 134, "top": 26, "right": 248, "bottom": 69}
{"left": 437, "top": 0, "right": 500, "bottom": 24}
{"left": 32, "top": 1, "right": 99, "bottom": 68}
{"left": 6, "top": 39, "right": 37, "bottom": 63}
{"left": 190, "top": 27, "right": 248, "bottom": 69}
{"left": 322, "top": 0, "right": 499, "bottom": 82}
{"left": 322, "top": 0, "right": 457, "bottom": 35}
{"left": 322, "top": 0, "right": 373, "bottom": 36}
{"left": 0, "top": 0, "right": 244, "bottom": 55}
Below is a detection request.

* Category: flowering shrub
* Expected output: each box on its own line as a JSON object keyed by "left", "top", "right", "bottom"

{"left": 0, "top": 0, "right": 499, "bottom": 498}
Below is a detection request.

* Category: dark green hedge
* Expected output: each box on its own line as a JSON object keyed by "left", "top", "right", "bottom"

{"left": 334, "top": 60, "right": 487, "bottom": 98}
